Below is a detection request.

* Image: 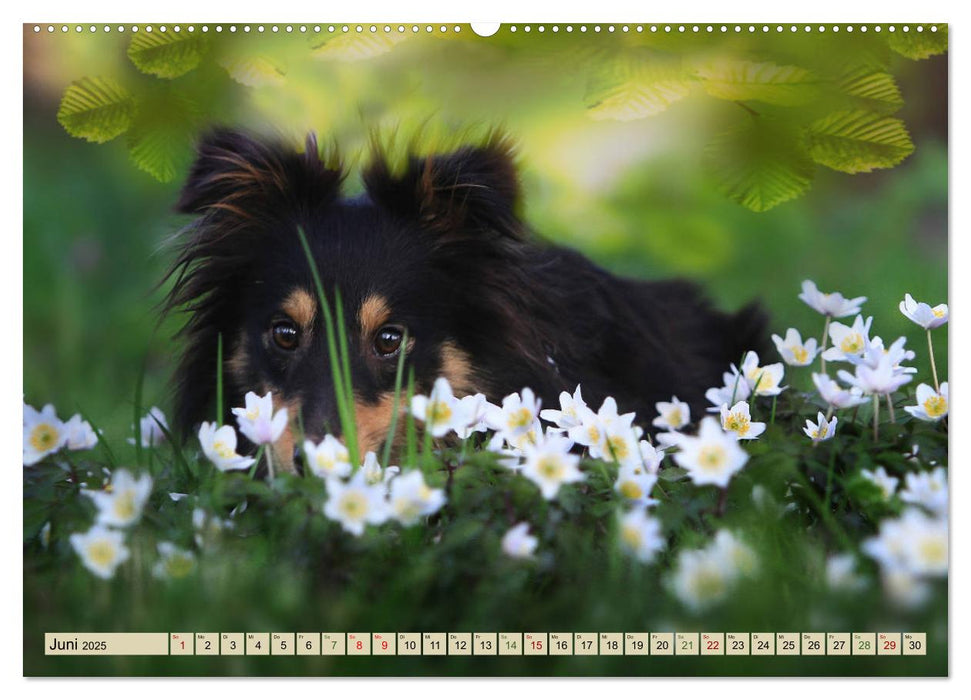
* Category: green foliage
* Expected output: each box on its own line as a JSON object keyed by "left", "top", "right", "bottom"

{"left": 56, "top": 77, "right": 136, "bottom": 143}
{"left": 887, "top": 26, "right": 948, "bottom": 61}
{"left": 807, "top": 111, "right": 915, "bottom": 174}
{"left": 50, "top": 25, "right": 946, "bottom": 213}
{"left": 696, "top": 59, "right": 820, "bottom": 106}
{"left": 584, "top": 51, "right": 689, "bottom": 121}
{"left": 127, "top": 31, "right": 209, "bottom": 79}
{"left": 704, "top": 118, "right": 815, "bottom": 212}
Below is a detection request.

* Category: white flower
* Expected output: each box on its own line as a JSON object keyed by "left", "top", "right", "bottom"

{"left": 673, "top": 417, "right": 749, "bottom": 488}
{"left": 23, "top": 403, "right": 67, "bottom": 465}
{"left": 863, "top": 509, "right": 948, "bottom": 578}
{"left": 798, "top": 280, "right": 866, "bottom": 318}
{"left": 486, "top": 388, "right": 542, "bottom": 443}
{"left": 637, "top": 440, "right": 665, "bottom": 474}
{"left": 653, "top": 396, "right": 690, "bottom": 431}
{"left": 540, "top": 385, "right": 588, "bottom": 431}
{"left": 486, "top": 432, "right": 527, "bottom": 471}
{"left": 603, "top": 423, "right": 642, "bottom": 467}
{"left": 152, "top": 542, "right": 196, "bottom": 579}
{"left": 568, "top": 397, "right": 636, "bottom": 460}
{"left": 198, "top": 422, "right": 256, "bottom": 472}
{"left": 520, "top": 434, "right": 584, "bottom": 500}
{"left": 388, "top": 470, "right": 446, "bottom": 526}
{"left": 82, "top": 469, "right": 153, "bottom": 527}
{"left": 771, "top": 328, "right": 820, "bottom": 367}
{"left": 618, "top": 509, "right": 665, "bottom": 563}
{"left": 812, "top": 373, "right": 868, "bottom": 409}
{"left": 231, "top": 391, "right": 288, "bottom": 445}
{"left": 826, "top": 554, "right": 867, "bottom": 593}
{"left": 849, "top": 335, "right": 916, "bottom": 375}
{"left": 861, "top": 466, "right": 898, "bottom": 500}
{"left": 705, "top": 369, "right": 751, "bottom": 413}
{"left": 739, "top": 351, "right": 786, "bottom": 396}
{"left": 838, "top": 353, "right": 912, "bottom": 395}
{"left": 803, "top": 412, "right": 838, "bottom": 443}
{"left": 614, "top": 463, "right": 659, "bottom": 507}
{"left": 322, "top": 470, "right": 389, "bottom": 536}
{"left": 668, "top": 548, "right": 733, "bottom": 613}
{"left": 64, "top": 414, "right": 99, "bottom": 450}
{"left": 454, "top": 393, "right": 495, "bottom": 439}
{"left": 501, "top": 522, "right": 538, "bottom": 559}
{"left": 822, "top": 315, "right": 872, "bottom": 363}
{"left": 360, "top": 451, "right": 399, "bottom": 486}
{"left": 69, "top": 525, "right": 130, "bottom": 579}
{"left": 904, "top": 382, "right": 948, "bottom": 422}
{"left": 899, "top": 467, "right": 948, "bottom": 516}
{"left": 899, "top": 293, "right": 948, "bottom": 329}
{"left": 882, "top": 568, "right": 931, "bottom": 609}
{"left": 710, "top": 530, "right": 759, "bottom": 577}
{"left": 410, "top": 377, "right": 470, "bottom": 438}
{"left": 567, "top": 407, "right": 608, "bottom": 458}
{"left": 192, "top": 508, "right": 234, "bottom": 548}
{"left": 129, "top": 407, "right": 169, "bottom": 447}
{"left": 719, "top": 401, "right": 765, "bottom": 440}
{"left": 303, "top": 435, "right": 352, "bottom": 479}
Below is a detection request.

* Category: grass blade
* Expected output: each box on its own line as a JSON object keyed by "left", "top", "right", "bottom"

{"left": 381, "top": 330, "right": 409, "bottom": 468}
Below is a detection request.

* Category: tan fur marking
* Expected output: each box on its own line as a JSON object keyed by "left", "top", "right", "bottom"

{"left": 354, "top": 393, "right": 401, "bottom": 457}
{"left": 282, "top": 288, "right": 317, "bottom": 329}
{"left": 359, "top": 294, "right": 392, "bottom": 343}
{"left": 269, "top": 392, "right": 301, "bottom": 474}
{"left": 226, "top": 331, "right": 249, "bottom": 386}
{"left": 440, "top": 341, "right": 478, "bottom": 396}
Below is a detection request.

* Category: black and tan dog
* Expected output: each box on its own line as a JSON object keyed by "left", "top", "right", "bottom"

{"left": 164, "top": 128, "right": 768, "bottom": 469}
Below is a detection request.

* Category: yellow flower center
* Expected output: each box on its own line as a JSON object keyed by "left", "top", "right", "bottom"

{"left": 165, "top": 554, "right": 195, "bottom": 578}
{"left": 619, "top": 481, "right": 643, "bottom": 500}
{"left": 923, "top": 395, "right": 947, "bottom": 418}
{"left": 933, "top": 308, "right": 946, "bottom": 318}
{"left": 87, "top": 540, "right": 117, "bottom": 568}
{"left": 339, "top": 492, "right": 367, "bottom": 519}
{"left": 690, "top": 568, "right": 726, "bottom": 601}
{"left": 113, "top": 491, "right": 137, "bottom": 521}
{"left": 508, "top": 407, "right": 533, "bottom": 430}
{"left": 394, "top": 498, "right": 422, "bottom": 522}
{"left": 621, "top": 525, "right": 643, "bottom": 549}
{"left": 918, "top": 538, "right": 946, "bottom": 567}
{"left": 697, "top": 446, "right": 727, "bottom": 472}
{"left": 724, "top": 413, "right": 750, "bottom": 436}
{"left": 607, "top": 435, "right": 631, "bottom": 461}
{"left": 428, "top": 399, "right": 452, "bottom": 425}
{"left": 316, "top": 453, "right": 336, "bottom": 471}
{"left": 245, "top": 408, "right": 260, "bottom": 421}
{"left": 537, "top": 456, "right": 564, "bottom": 480}
{"left": 214, "top": 440, "right": 235, "bottom": 459}
{"left": 665, "top": 408, "right": 683, "bottom": 426}
{"left": 29, "top": 423, "right": 60, "bottom": 452}
{"left": 586, "top": 425, "right": 601, "bottom": 444}
{"left": 840, "top": 333, "right": 864, "bottom": 354}
{"left": 791, "top": 346, "right": 809, "bottom": 364}
{"left": 812, "top": 427, "right": 826, "bottom": 440}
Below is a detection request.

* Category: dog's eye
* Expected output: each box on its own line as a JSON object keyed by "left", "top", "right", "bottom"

{"left": 271, "top": 320, "right": 300, "bottom": 351}
{"left": 374, "top": 326, "right": 404, "bottom": 357}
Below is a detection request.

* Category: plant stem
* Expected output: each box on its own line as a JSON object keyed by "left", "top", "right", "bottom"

{"left": 823, "top": 444, "right": 837, "bottom": 509}
{"left": 886, "top": 393, "right": 896, "bottom": 424}
{"left": 927, "top": 329, "right": 940, "bottom": 392}
{"left": 819, "top": 315, "right": 831, "bottom": 374}
{"left": 266, "top": 446, "right": 275, "bottom": 481}
{"left": 770, "top": 395, "right": 778, "bottom": 425}
{"left": 248, "top": 445, "right": 265, "bottom": 480}
{"left": 872, "top": 394, "right": 879, "bottom": 442}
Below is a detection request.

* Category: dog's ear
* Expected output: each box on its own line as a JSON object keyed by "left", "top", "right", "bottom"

{"left": 176, "top": 128, "right": 342, "bottom": 215}
{"left": 363, "top": 134, "right": 523, "bottom": 241}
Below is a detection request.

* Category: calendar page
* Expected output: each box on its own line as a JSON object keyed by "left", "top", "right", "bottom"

{"left": 22, "top": 21, "right": 948, "bottom": 677}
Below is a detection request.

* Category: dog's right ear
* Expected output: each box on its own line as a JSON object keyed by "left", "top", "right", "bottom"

{"left": 176, "top": 128, "right": 342, "bottom": 215}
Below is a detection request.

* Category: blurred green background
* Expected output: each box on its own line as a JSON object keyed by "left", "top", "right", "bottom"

{"left": 23, "top": 24, "right": 947, "bottom": 676}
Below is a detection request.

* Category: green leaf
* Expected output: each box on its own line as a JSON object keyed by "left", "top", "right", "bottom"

{"left": 887, "top": 26, "right": 948, "bottom": 60}
{"left": 838, "top": 68, "right": 904, "bottom": 115}
{"left": 806, "top": 110, "right": 915, "bottom": 174}
{"left": 126, "top": 94, "right": 197, "bottom": 183}
{"left": 311, "top": 31, "right": 407, "bottom": 61}
{"left": 704, "top": 119, "right": 816, "bottom": 212}
{"left": 218, "top": 54, "right": 287, "bottom": 87}
{"left": 56, "top": 77, "right": 136, "bottom": 143}
{"left": 127, "top": 31, "right": 208, "bottom": 79}
{"left": 696, "top": 59, "right": 819, "bottom": 106}
{"left": 584, "top": 54, "right": 690, "bottom": 121}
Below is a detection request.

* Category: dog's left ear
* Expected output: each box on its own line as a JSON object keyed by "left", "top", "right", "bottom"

{"left": 363, "top": 135, "right": 523, "bottom": 241}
